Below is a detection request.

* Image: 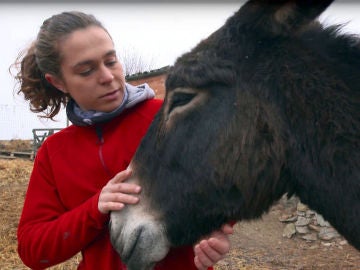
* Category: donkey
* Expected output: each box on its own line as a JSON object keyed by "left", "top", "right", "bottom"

{"left": 110, "top": 0, "right": 360, "bottom": 269}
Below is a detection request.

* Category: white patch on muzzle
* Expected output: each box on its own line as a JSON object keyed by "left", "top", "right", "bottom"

{"left": 110, "top": 201, "right": 170, "bottom": 270}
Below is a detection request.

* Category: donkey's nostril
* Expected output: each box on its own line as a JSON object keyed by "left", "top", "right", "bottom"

{"left": 110, "top": 214, "right": 170, "bottom": 270}
{"left": 120, "top": 225, "right": 144, "bottom": 264}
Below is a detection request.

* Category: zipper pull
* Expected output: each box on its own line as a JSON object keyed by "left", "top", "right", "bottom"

{"left": 95, "top": 125, "right": 104, "bottom": 145}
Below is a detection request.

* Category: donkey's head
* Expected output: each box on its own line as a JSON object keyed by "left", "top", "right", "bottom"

{"left": 110, "top": 1, "right": 360, "bottom": 269}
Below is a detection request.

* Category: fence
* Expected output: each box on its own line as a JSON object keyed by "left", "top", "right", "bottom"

{"left": 32, "top": 128, "right": 63, "bottom": 156}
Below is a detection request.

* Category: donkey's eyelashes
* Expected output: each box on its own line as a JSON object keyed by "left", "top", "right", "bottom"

{"left": 168, "top": 92, "right": 196, "bottom": 114}
{"left": 163, "top": 87, "right": 208, "bottom": 125}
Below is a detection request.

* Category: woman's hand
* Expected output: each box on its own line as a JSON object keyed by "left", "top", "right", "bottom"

{"left": 193, "top": 224, "right": 234, "bottom": 270}
{"left": 98, "top": 169, "right": 141, "bottom": 214}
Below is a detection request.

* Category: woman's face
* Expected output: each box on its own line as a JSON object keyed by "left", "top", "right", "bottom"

{"left": 48, "top": 26, "right": 126, "bottom": 112}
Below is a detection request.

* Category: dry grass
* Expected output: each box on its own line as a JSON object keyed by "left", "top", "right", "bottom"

{"left": 0, "top": 159, "right": 32, "bottom": 270}
{"left": 0, "top": 140, "right": 33, "bottom": 152}
{"left": 0, "top": 158, "right": 79, "bottom": 269}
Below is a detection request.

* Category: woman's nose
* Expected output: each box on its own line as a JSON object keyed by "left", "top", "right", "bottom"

{"left": 99, "top": 66, "right": 114, "bottom": 84}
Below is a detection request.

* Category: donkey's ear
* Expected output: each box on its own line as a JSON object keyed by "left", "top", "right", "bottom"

{"left": 236, "top": 0, "right": 334, "bottom": 36}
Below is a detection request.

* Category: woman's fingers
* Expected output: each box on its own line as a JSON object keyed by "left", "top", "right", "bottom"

{"left": 103, "top": 169, "right": 141, "bottom": 193}
{"left": 194, "top": 240, "right": 222, "bottom": 269}
{"left": 193, "top": 223, "right": 234, "bottom": 269}
{"left": 98, "top": 168, "right": 141, "bottom": 214}
{"left": 101, "top": 192, "right": 140, "bottom": 205}
{"left": 220, "top": 223, "right": 234, "bottom": 235}
{"left": 111, "top": 169, "right": 132, "bottom": 183}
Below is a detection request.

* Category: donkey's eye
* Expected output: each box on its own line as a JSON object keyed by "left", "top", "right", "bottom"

{"left": 168, "top": 92, "right": 196, "bottom": 113}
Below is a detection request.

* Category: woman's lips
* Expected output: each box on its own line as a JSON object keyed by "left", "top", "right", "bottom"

{"left": 100, "top": 89, "right": 120, "bottom": 100}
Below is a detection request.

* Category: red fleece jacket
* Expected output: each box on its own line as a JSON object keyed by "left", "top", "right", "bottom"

{"left": 17, "top": 99, "right": 213, "bottom": 270}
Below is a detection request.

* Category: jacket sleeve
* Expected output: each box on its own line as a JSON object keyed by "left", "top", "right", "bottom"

{"left": 17, "top": 143, "right": 109, "bottom": 269}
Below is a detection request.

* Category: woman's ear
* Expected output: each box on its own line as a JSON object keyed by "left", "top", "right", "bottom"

{"left": 44, "top": 73, "right": 67, "bottom": 93}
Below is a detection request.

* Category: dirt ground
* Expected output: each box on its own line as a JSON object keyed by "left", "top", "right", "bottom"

{"left": 216, "top": 205, "right": 360, "bottom": 270}
{"left": 1, "top": 157, "right": 359, "bottom": 270}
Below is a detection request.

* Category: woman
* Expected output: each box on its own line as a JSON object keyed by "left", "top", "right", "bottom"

{"left": 13, "top": 11, "right": 233, "bottom": 270}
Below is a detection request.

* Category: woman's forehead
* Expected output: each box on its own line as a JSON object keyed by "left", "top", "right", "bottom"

{"left": 59, "top": 26, "right": 114, "bottom": 66}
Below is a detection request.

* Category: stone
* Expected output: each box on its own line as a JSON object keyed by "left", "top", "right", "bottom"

{"left": 297, "top": 211, "right": 306, "bottom": 217}
{"left": 318, "top": 227, "right": 340, "bottom": 241}
{"left": 295, "top": 216, "right": 311, "bottom": 227}
{"left": 279, "top": 214, "right": 297, "bottom": 223}
{"left": 279, "top": 196, "right": 346, "bottom": 246}
{"left": 308, "top": 224, "right": 321, "bottom": 232}
{"left": 306, "top": 210, "right": 315, "bottom": 217}
{"left": 339, "top": 240, "right": 348, "bottom": 246}
{"left": 302, "top": 233, "right": 318, "bottom": 242}
{"left": 297, "top": 202, "right": 308, "bottom": 212}
{"left": 283, "top": 223, "right": 296, "bottom": 238}
{"left": 296, "top": 225, "right": 310, "bottom": 234}
{"left": 315, "top": 214, "right": 331, "bottom": 227}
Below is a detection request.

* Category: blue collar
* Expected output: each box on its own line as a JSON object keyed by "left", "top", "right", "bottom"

{"left": 66, "top": 83, "right": 155, "bottom": 126}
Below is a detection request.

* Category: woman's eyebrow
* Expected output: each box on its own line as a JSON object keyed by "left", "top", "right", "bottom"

{"left": 105, "top": 49, "right": 117, "bottom": 57}
{"left": 73, "top": 50, "right": 117, "bottom": 68}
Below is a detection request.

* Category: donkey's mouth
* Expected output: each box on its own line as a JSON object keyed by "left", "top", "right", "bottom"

{"left": 110, "top": 208, "right": 170, "bottom": 270}
{"left": 117, "top": 225, "right": 144, "bottom": 265}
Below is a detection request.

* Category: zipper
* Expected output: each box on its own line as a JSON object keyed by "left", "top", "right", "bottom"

{"left": 95, "top": 125, "right": 112, "bottom": 178}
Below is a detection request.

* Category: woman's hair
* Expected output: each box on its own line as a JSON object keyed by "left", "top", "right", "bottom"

{"left": 11, "top": 11, "right": 108, "bottom": 119}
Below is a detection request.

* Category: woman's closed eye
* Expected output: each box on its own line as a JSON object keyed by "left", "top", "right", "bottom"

{"left": 79, "top": 68, "right": 93, "bottom": 76}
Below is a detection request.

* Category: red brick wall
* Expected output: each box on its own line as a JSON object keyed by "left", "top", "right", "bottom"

{"left": 126, "top": 67, "right": 169, "bottom": 99}
{"left": 127, "top": 73, "right": 167, "bottom": 99}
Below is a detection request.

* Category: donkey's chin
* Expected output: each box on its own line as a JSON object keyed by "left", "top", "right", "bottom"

{"left": 110, "top": 207, "right": 170, "bottom": 270}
